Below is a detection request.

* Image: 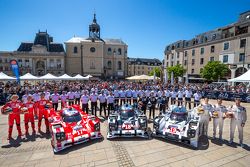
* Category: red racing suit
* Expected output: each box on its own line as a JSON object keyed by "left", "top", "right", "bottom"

{"left": 22, "top": 101, "right": 35, "bottom": 133}
{"left": 2, "top": 101, "right": 23, "bottom": 138}
{"left": 36, "top": 99, "right": 51, "bottom": 131}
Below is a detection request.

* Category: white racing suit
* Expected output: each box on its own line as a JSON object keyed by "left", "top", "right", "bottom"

{"left": 229, "top": 105, "right": 247, "bottom": 144}
{"left": 212, "top": 104, "right": 227, "bottom": 139}
{"left": 199, "top": 104, "right": 213, "bottom": 136}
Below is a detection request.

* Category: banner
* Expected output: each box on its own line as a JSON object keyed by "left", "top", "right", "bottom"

{"left": 10, "top": 59, "right": 20, "bottom": 83}
{"left": 203, "top": 90, "right": 250, "bottom": 102}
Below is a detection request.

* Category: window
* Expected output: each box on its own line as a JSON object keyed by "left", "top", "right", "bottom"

{"left": 171, "top": 55, "right": 173, "bottom": 59}
{"left": 210, "top": 57, "right": 214, "bottom": 62}
{"left": 184, "top": 51, "right": 188, "bottom": 57}
{"left": 138, "top": 66, "right": 140, "bottom": 69}
{"left": 212, "top": 34, "right": 216, "bottom": 40}
{"left": 171, "top": 62, "right": 173, "bottom": 66}
{"left": 50, "top": 59, "right": 55, "bottom": 68}
{"left": 167, "top": 55, "right": 169, "bottom": 60}
{"left": 223, "top": 55, "right": 228, "bottom": 63}
{"left": 240, "top": 39, "right": 246, "bottom": 48}
{"left": 73, "top": 46, "right": 78, "bottom": 53}
{"left": 200, "top": 48, "right": 204, "bottom": 55}
{"left": 166, "top": 62, "right": 169, "bottom": 67}
{"left": 191, "top": 69, "right": 194, "bottom": 74}
{"left": 5, "top": 58, "right": 8, "bottom": 63}
{"left": 211, "top": 45, "right": 215, "bottom": 53}
{"left": 108, "top": 48, "right": 112, "bottom": 53}
{"left": 118, "top": 48, "right": 122, "bottom": 55}
{"left": 192, "top": 59, "right": 195, "bottom": 65}
{"left": 142, "top": 66, "right": 144, "bottom": 69}
{"left": 224, "top": 42, "right": 229, "bottom": 50}
{"left": 25, "top": 59, "right": 29, "bottom": 63}
{"left": 118, "top": 61, "right": 122, "bottom": 70}
{"left": 90, "top": 62, "right": 95, "bottom": 69}
{"left": 192, "top": 49, "right": 195, "bottom": 56}
{"left": 90, "top": 47, "right": 96, "bottom": 53}
{"left": 177, "top": 61, "right": 179, "bottom": 65}
{"left": 57, "top": 59, "right": 61, "bottom": 69}
{"left": 0, "top": 66, "right": 3, "bottom": 71}
{"left": 18, "top": 59, "right": 22, "bottom": 63}
{"left": 184, "top": 60, "right": 187, "bottom": 66}
{"left": 200, "top": 58, "right": 204, "bottom": 65}
{"left": 177, "top": 52, "right": 179, "bottom": 58}
{"left": 239, "top": 53, "right": 245, "bottom": 62}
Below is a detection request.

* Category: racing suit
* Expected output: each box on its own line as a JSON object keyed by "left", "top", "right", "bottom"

{"left": 212, "top": 104, "right": 227, "bottom": 139}
{"left": 22, "top": 101, "right": 35, "bottom": 134}
{"left": 199, "top": 103, "right": 213, "bottom": 136}
{"left": 37, "top": 99, "right": 51, "bottom": 132}
{"left": 2, "top": 101, "right": 23, "bottom": 138}
{"left": 229, "top": 105, "right": 247, "bottom": 144}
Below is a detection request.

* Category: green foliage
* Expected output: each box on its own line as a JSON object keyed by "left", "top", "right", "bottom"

{"left": 200, "top": 61, "right": 229, "bottom": 81}
{"left": 167, "top": 64, "right": 186, "bottom": 79}
{"left": 149, "top": 67, "right": 161, "bottom": 77}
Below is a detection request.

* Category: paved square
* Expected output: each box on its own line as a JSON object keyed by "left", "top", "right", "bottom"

{"left": 0, "top": 100, "right": 250, "bottom": 167}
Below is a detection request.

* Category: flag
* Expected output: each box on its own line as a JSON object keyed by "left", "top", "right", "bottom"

{"left": 153, "top": 70, "right": 156, "bottom": 82}
{"left": 10, "top": 59, "right": 20, "bottom": 83}
{"left": 164, "top": 69, "right": 168, "bottom": 84}
{"left": 171, "top": 71, "right": 174, "bottom": 85}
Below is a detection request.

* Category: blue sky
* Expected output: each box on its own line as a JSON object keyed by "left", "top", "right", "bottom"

{"left": 0, "top": 0, "right": 249, "bottom": 60}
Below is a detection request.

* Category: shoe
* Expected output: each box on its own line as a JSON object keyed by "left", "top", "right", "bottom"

{"left": 240, "top": 143, "right": 244, "bottom": 148}
{"left": 32, "top": 130, "right": 36, "bottom": 135}
{"left": 7, "top": 136, "right": 12, "bottom": 140}
{"left": 212, "top": 136, "right": 216, "bottom": 140}
{"left": 38, "top": 129, "right": 42, "bottom": 134}
{"left": 25, "top": 132, "right": 29, "bottom": 136}
{"left": 229, "top": 140, "right": 233, "bottom": 144}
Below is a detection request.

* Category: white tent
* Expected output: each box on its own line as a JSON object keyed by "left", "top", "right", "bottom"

{"left": 126, "top": 75, "right": 139, "bottom": 80}
{"left": 86, "top": 74, "right": 93, "bottom": 78}
{"left": 39, "top": 73, "right": 58, "bottom": 80}
{"left": 228, "top": 70, "right": 250, "bottom": 82}
{"left": 57, "top": 74, "right": 73, "bottom": 80}
{"left": 0, "top": 72, "right": 16, "bottom": 80}
{"left": 20, "top": 73, "right": 38, "bottom": 80}
{"left": 73, "top": 74, "right": 89, "bottom": 80}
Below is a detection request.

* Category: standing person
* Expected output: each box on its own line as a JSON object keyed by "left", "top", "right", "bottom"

{"left": 107, "top": 92, "right": 114, "bottom": 116}
{"left": 32, "top": 90, "right": 41, "bottom": 119}
{"left": 81, "top": 91, "right": 89, "bottom": 114}
{"left": 132, "top": 88, "right": 138, "bottom": 104}
{"left": 44, "top": 89, "right": 50, "bottom": 101}
{"left": 170, "top": 88, "right": 177, "bottom": 105}
{"left": 113, "top": 89, "right": 120, "bottom": 106}
{"left": 119, "top": 88, "right": 126, "bottom": 105}
{"left": 228, "top": 98, "right": 247, "bottom": 147}
{"left": 177, "top": 87, "right": 184, "bottom": 106}
{"left": 1, "top": 95, "right": 23, "bottom": 140}
{"left": 138, "top": 93, "right": 148, "bottom": 115}
{"left": 98, "top": 91, "right": 107, "bottom": 117}
{"left": 60, "top": 91, "right": 68, "bottom": 108}
{"left": 148, "top": 91, "right": 157, "bottom": 119}
{"left": 184, "top": 87, "right": 192, "bottom": 110}
{"left": 212, "top": 98, "right": 227, "bottom": 140}
{"left": 74, "top": 89, "right": 81, "bottom": 105}
{"left": 37, "top": 93, "right": 51, "bottom": 134}
{"left": 67, "top": 90, "right": 75, "bottom": 106}
{"left": 22, "top": 91, "right": 30, "bottom": 104}
{"left": 199, "top": 97, "right": 213, "bottom": 137}
{"left": 51, "top": 89, "right": 60, "bottom": 111}
{"left": 164, "top": 88, "right": 170, "bottom": 108}
{"left": 22, "top": 95, "right": 36, "bottom": 135}
{"left": 159, "top": 91, "right": 168, "bottom": 114}
{"left": 90, "top": 91, "right": 98, "bottom": 116}
{"left": 126, "top": 88, "right": 132, "bottom": 104}
{"left": 193, "top": 90, "right": 202, "bottom": 107}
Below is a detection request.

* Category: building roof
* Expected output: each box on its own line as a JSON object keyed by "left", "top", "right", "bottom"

{"left": 65, "top": 37, "right": 127, "bottom": 45}
{"left": 17, "top": 31, "right": 65, "bottom": 53}
{"left": 128, "top": 57, "right": 162, "bottom": 65}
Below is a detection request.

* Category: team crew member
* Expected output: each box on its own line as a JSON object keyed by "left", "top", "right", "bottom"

{"left": 113, "top": 89, "right": 120, "bottom": 105}
{"left": 139, "top": 93, "right": 148, "bottom": 115}
{"left": 228, "top": 98, "right": 247, "bottom": 147}
{"left": 177, "top": 88, "right": 184, "bottom": 106}
{"left": 81, "top": 91, "right": 89, "bottom": 114}
{"left": 22, "top": 91, "right": 30, "bottom": 104}
{"left": 107, "top": 92, "right": 114, "bottom": 116}
{"left": 74, "top": 90, "right": 81, "bottom": 105}
{"left": 44, "top": 90, "right": 50, "bottom": 101}
{"left": 132, "top": 89, "right": 138, "bottom": 104}
{"left": 51, "top": 90, "right": 60, "bottom": 111}
{"left": 126, "top": 88, "right": 132, "bottom": 104}
{"left": 37, "top": 93, "right": 51, "bottom": 133}
{"left": 1, "top": 95, "right": 23, "bottom": 140}
{"left": 193, "top": 91, "right": 202, "bottom": 107}
{"left": 67, "top": 90, "right": 75, "bottom": 105}
{"left": 60, "top": 91, "right": 68, "bottom": 108}
{"left": 184, "top": 87, "right": 192, "bottom": 109}
{"left": 32, "top": 90, "right": 41, "bottom": 119}
{"left": 159, "top": 91, "right": 168, "bottom": 113}
{"left": 148, "top": 92, "right": 157, "bottom": 119}
{"left": 212, "top": 98, "right": 227, "bottom": 140}
{"left": 98, "top": 91, "right": 107, "bottom": 117}
{"left": 90, "top": 91, "right": 98, "bottom": 116}
{"left": 199, "top": 97, "right": 213, "bottom": 136}
{"left": 164, "top": 89, "right": 170, "bottom": 108}
{"left": 119, "top": 88, "right": 126, "bottom": 105}
{"left": 22, "top": 95, "right": 36, "bottom": 135}
{"left": 170, "top": 89, "right": 177, "bottom": 105}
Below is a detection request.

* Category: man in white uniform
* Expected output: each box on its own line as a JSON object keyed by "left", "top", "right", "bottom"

{"left": 199, "top": 97, "right": 213, "bottom": 137}
{"left": 81, "top": 91, "right": 89, "bottom": 114}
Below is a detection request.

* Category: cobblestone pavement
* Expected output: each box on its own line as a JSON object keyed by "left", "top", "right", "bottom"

{"left": 0, "top": 100, "right": 250, "bottom": 167}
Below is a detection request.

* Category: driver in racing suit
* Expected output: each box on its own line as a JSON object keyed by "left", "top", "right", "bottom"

{"left": 1, "top": 94, "right": 23, "bottom": 140}
{"left": 22, "top": 95, "right": 36, "bottom": 135}
{"left": 199, "top": 97, "right": 213, "bottom": 137}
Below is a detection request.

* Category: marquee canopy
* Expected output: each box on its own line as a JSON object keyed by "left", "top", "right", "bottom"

{"left": 228, "top": 70, "right": 250, "bottom": 82}
{"left": 39, "top": 73, "right": 58, "bottom": 80}
{"left": 0, "top": 72, "right": 16, "bottom": 80}
{"left": 20, "top": 73, "right": 38, "bottom": 80}
{"left": 57, "top": 74, "right": 73, "bottom": 80}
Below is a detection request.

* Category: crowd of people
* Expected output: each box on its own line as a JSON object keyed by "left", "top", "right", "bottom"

{"left": 0, "top": 80, "right": 248, "bottom": 147}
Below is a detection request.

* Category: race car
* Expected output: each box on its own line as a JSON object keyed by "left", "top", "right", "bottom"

{"left": 107, "top": 103, "right": 150, "bottom": 139}
{"left": 49, "top": 105, "right": 102, "bottom": 153}
{"left": 152, "top": 105, "right": 200, "bottom": 148}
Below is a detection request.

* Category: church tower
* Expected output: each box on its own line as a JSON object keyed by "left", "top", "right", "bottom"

{"left": 88, "top": 13, "right": 101, "bottom": 40}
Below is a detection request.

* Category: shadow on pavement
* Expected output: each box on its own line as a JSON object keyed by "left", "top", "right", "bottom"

{"left": 1, "top": 136, "right": 23, "bottom": 148}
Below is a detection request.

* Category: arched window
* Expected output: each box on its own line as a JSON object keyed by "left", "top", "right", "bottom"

{"left": 107, "top": 61, "right": 112, "bottom": 68}
{"left": 118, "top": 61, "right": 122, "bottom": 70}
{"left": 108, "top": 48, "right": 112, "bottom": 53}
{"left": 118, "top": 48, "right": 122, "bottom": 55}
{"left": 73, "top": 46, "right": 78, "bottom": 53}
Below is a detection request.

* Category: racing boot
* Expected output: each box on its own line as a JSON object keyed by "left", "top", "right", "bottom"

{"left": 17, "top": 125, "right": 23, "bottom": 137}
{"left": 7, "top": 126, "right": 13, "bottom": 140}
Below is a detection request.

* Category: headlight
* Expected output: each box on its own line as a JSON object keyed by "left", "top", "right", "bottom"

{"left": 55, "top": 132, "right": 65, "bottom": 141}
{"left": 139, "top": 118, "right": 147, "bottom": 129}
{"left": 187, "top": 129, "right": 196, "bottom": 138}
{"left": 94, "top": 123, "right": 100, "bottom": 131}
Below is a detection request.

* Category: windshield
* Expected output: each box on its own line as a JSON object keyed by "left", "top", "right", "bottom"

{"left": 170, "top": 113, "right": 187, "bottom": 122}
{"left": 121, "top": 110, "right": 135, "bottom": 119}
{"left": 63, "top": 113, "right": 82, "bottom": 123}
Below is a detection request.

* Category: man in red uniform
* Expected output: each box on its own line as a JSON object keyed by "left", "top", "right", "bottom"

{"left": 36, "top": 93, "right": 51, "bottom": 133}
{"left": 22, "top": 95, "right": 36, "bottom": 135}
{"left": 1, "top": 94, "right": 23, "bottom": 140}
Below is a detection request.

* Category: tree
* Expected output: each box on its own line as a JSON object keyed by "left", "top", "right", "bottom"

{"left": 167, "top": 64, "right": 186, "bottom": 79}
{"left": 149, "top": 67, "right": 161, "bottom": 77}
{"left": 200, "top": 61, "right": 230, "bottom": 81}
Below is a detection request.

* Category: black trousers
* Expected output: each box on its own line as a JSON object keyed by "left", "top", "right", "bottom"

{"left": 171, "top": 98, "right": 176, "bottom": 105}
{"left": 114, "top": 98, "right": 119, "bottom": 105}
{"left": 126, "top": 97, "right": 132, "bottom": 104}
{"left": 69, "top": 99, "right": 74, "bottom": 106}
{"left": 53, "top": 103, "right": 58, "bottom": 111}
{"left": 178, "top": 98, "right": 183, "bottom": 106}
{"left": 82, "top": 103, "right": 89, "bottom": 114}
{"left": 194, "top": 100, "right": 200, "bottom": 107}
{"left": 120, "top": 98, "right": 126, "bottom": 105}
{"left": 107, "top": 103, "right": 114, "bottom": 116}
{"left": 132, "top": 98, "right": 137, "bottom": 104}
{"left": 149, "top": 105, "right": 156, "bottom": 119}
{"left": 75, "top": 98, "right": 80, "bottom": 105}
{"left": 185, "top": 97, "right": 191, "bottom": 109}
{"left": 159, "top": 104, "right": 166, "bottom": 113}
{"left": 91, "top": 102, "right": 97, "bottom": 116}
{"left": 100, "top": 102, "right": 106, "bottom": 116}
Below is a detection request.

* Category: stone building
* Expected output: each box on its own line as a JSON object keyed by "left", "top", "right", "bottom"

{"left": 65, "top": 14, "right": 128, "bottom": 79}
{"left": 0, "top": 31, "right": 65, "bottom": 76}
{"left": 164, "top": 11, "right": 250, "bottom": 82}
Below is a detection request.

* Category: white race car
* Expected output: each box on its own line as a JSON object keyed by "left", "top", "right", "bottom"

{"left": 152, "top": 105, "right": 200, "bottom": 148}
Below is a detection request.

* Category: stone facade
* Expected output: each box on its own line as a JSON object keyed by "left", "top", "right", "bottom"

{"left": 164, "top": 11, "right": 250, "bottom": 82}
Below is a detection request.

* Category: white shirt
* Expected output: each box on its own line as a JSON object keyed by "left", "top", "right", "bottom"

{"left": 132, "top": 90, "right": 138, "bottom": 98}
{"left": 114, "top": 90, "right": 120, "bottom": 98}
{"left": 90, "top": 93, "right": 98, "bottom": 102}
{"left": 126, "top": 90, "right": 132, "bottom": 97}
{"left": 51, "top": 93, "right": 60, "bottom": 103}
{"left": 107, "top": 95, "right": 114, "bottom": 104}
{"left": 60, "top": 94, "right": 68, "bottom": 102}
{"left": 81, "top": 95, "right": 89, "bottom": 104}
{"left": 185, "top": 90, "right": 192, "bottom": 98}
{"left": 74, "top": 91, "right": 81, "bottom": 98}
{"left": 32, "top": 93, "right": 41, "bottom": 102}
{"left": 67, "top": 92, "right": 75, "bottom": 100}
{"left": 194, "top": 93, "right": 201, "bottom": 101}
{"left": 170, "top": 91, "right": 177, "bottom": 98}
{"left": 98, "top": 94, "right": 106, "bottom": 103}
{"left": 119, "top": 90, "right": 126, "bottom": 98}
{"left": 22, "top": 94, "right": 30, "bottom": 103}
{"left": 178, "top": 91, "right": 184, "bottom": 98}
{"left": 45, "top": 91, "right": 50, "bottom": 100}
